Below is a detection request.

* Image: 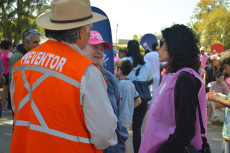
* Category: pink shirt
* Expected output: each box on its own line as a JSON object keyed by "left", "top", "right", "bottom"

{"left": 0, "top": 50, "right": 11, "bottom": 74}
{"left": 199, "top": 54, "right": 208, "bottom": 69}
{"left": 114, "top": 56, "right": 120, "bottom": 63}
{"left": 210, "top": 81, "right": 229, "bottom": 95}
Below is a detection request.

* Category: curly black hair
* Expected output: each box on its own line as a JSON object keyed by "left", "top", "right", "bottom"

{"left": 0, "top": 40, "right": 12, "bottom": 50}
{"left": 161, "top": 24, "right": 200, "bottom": 73}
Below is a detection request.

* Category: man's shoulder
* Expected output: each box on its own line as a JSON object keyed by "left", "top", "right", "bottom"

{"left": 145, "top": 51, "right": 158, "bottom": 57}
{"left": 144, "top": 52, "right": 159, "bottom": 63}
{"left": 10, "top": 51, "right": 24, "bottom": 63}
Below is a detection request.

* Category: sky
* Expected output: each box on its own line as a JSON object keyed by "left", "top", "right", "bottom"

{"left": 91, "top": 0, "right": 200, "bottom": 41}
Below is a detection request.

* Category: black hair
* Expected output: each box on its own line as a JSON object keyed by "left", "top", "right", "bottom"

{"left": 117, "top": 60, "right": 132, "bottom": 76}
{"left": 161, "top": 24, "right": 200, "bottom": 73}
{"left": 145, "top": 49, "right": 150, "bottom": 55}
{"left": 222, "top": 57, "right": 230, "bottom": 66}
{"left": 215, "top": 71, "right": 224, "bottom": 78}
{"left": 0, "top": 40, "right": 12, "bottom": 50}
{"left": 152, "top": 42, "right": 158, "bottom": 51}
{"left": 119, "top": 48, "right": 127, "bottom": 53}
{"left": 126, "top": 40, "right": 145, "bottom": 67}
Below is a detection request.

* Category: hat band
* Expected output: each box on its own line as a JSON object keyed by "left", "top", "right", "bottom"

{"left": 50, "top": 14, "right": 93, "bottom": 24}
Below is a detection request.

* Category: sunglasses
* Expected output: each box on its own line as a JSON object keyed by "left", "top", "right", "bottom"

{"left": 24, "top": 29, "right": 38, "bottom": 38}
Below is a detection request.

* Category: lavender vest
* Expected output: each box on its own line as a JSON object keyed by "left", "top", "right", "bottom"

{"left": 139, "top": 68, "right": 207, "bottom": 153}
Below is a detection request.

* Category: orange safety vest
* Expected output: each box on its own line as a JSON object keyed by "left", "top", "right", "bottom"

{"left": 10, "top": 40, "right": 103, "bottom": 153}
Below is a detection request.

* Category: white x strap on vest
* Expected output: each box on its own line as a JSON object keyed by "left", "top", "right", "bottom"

{"left": 12, "top": 65, "right": 92, "bottom": 144}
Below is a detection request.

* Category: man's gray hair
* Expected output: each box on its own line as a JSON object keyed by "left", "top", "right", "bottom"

{"left": 45, "top": 24, "right": 91, "bottom": 44}
{"left": 22, "top": 28, "right": 42, "bottom": 42}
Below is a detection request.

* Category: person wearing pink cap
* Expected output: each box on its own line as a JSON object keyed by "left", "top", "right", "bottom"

{"left": 205, "top": 54, "right": 220, "bottom": 93}
{"left": 10, "top": 0, "right": 117, "bottom": 152}
{"left": 83, "top": 30, "right": 128, "bottom": 153}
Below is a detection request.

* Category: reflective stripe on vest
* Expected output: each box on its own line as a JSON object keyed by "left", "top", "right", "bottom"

{"left": 12, "top": 64, "right": 93, "bottom": 144}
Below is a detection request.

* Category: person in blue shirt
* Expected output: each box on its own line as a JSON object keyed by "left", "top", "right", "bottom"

{"left": 115, "top": 59, "right": 141, "bottom": 153}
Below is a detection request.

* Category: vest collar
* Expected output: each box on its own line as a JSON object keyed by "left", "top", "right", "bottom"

{"left": 49, "top": 38, "right": 83, "bottom": 55}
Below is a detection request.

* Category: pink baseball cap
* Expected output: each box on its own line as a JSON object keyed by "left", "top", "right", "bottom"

{"left": 88, "top": 30, "right": 111, "bottom": 50}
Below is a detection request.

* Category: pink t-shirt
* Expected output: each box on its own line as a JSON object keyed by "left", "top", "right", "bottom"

{"left": 114, "top": 55, "right": 120, "bottom": 64}
{"left": 0, "top": 50, "right": 11, "bottom": 74}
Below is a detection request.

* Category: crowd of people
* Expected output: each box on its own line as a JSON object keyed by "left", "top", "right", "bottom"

{"left": 1, "top": 0, "right": 230, "bottom": 153}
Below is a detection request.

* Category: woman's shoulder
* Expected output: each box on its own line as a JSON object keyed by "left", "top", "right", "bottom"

{"left": 177, "top": 71, "right": 201, "bottom": 89}
{"left": 178, "top": 71, "right": 195, "bottom": 80}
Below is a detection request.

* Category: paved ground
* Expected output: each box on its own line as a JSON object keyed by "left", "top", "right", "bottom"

{"left": 0, "top": 111, "right": 13, "bottom": 153}
{"left": 0, "top": 110, "right": 223, "bottom": 153}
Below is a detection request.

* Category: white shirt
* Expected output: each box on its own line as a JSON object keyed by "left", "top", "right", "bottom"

{"left": 66, "top": 42, "right": 118, "bottom": 149}
{"left": 144, "top": 51, "right": 165, "bottom": 77}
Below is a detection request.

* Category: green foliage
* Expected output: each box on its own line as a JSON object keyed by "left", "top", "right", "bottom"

{"left": 192, "top": 0, "right": 230, "bottom": 50}
{"left": 0, "top": 0, "right": 50, "bottom": 43}
{"left": 113, "top": 45, "right": 123, "bottom": 50}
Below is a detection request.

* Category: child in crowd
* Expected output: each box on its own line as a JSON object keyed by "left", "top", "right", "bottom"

{"left": 0, "top": 40, "right": 13, "bottom": 111}
{"left": 208, "top": 71, "right": 229, "bottom": 124}
{"left": 115, "top": 60, "right": 141, "bottom": 153}
{"left": 207, "top": 54, "right": 230, "bottom": 153}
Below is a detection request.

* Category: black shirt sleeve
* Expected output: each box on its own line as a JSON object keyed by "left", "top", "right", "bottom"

{"left": 157, "top": 72, "right": 201, "bottom": 153}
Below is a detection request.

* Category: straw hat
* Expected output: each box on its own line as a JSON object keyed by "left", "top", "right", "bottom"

{"left": 36, "top": 0, "right": 107, "bottom": 30}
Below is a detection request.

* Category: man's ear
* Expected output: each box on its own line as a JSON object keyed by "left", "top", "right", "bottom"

{"left": 78, "top": 27, "right": 84, "bottom": 41}
{"left": 23, "top": 40, "right": 28, "bottom": 50}
{"left": 23, "top": 40, "right": 27, "bottom": 45}
{"left": 76, "top": 27, "right": 86, "bottom": 49}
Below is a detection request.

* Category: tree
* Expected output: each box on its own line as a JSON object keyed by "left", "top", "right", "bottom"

{"left": 192, "top": 0, "right": 230, "bottom": 49}
{"left": 0, "top": 0, "right": 50, "bottom": 44}
{"left": 187, "top": 21, "right": 201, "bottom": 46}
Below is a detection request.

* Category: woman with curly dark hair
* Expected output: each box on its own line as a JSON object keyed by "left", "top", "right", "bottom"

{"left": 139, "top": 24, "right": 208, "bottom": 153}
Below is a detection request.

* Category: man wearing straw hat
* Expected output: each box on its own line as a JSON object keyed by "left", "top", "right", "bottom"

{"left": 10, "top": 0, "right": 117, "bottom": 153}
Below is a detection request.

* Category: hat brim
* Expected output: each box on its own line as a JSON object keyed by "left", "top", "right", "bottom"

{"left": 89, "top": 41, "right": 111, "bottom": 50}
{"left": 36, "top": 12, "right": 107, "bottom": 30}
{"left": 211, "top": 57, "right": 220, "bottom": 60}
